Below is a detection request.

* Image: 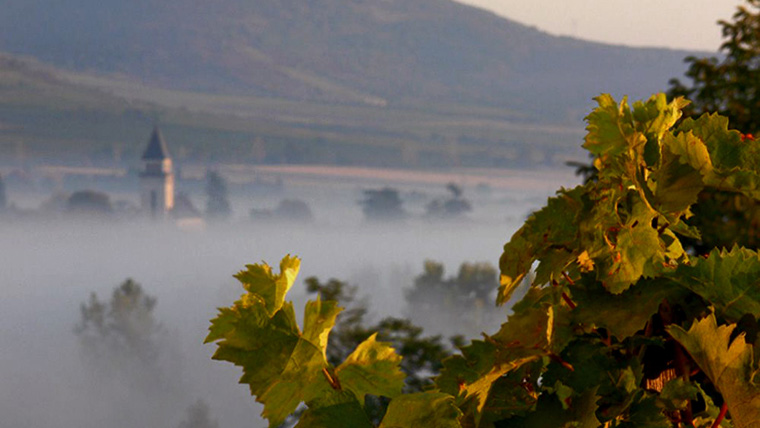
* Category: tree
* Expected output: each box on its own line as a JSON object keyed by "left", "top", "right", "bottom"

{"left": 668, "top": 0, "right": 760, "bottom": 135}
{"left": 205, "top": 170, "right": 231, "bottom": 220}
{"left": 667, "top": 0, "right": 760, "bottom": 253}
{"left": 250, "top": 199, "right": 314, "bottom": 223}
{"left": 275, "top": 199, "right": 314, "bottom": 223}
{"left": 404, "top": 261, "right": 500, "bottom": 338}
{"left": 360, "top": 187, "right": 406, "bottom": 222}
{"left": 66, "top": 190, "right": 113, "bottom": 216}
{"left": 425, "top": 183, "right": 472, "bottom": 219}
{"left": 176, "top": 400, "right": 219, "bottom": 428}
{"left": 207, "top": 95, "right": 760, "bottom": 427}
{"left": 76, "top": 279, "right": 166, "bottom": 387}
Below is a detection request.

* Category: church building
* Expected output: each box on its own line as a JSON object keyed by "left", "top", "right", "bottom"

{"left": 139, "top": 126, "right": 174, "bottom": 218}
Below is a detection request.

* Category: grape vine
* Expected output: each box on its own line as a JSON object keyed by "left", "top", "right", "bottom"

{"left": 207, "top": 93, "right": 760, "bottom": 427}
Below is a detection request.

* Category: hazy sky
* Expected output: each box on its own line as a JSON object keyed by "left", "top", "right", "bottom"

{"left": 456, "top": 0, "right": 746, "bottom": 51}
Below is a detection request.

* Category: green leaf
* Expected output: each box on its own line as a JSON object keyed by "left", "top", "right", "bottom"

{"left": 624, "top": 395, "right": 672, "bottom": 428}
{"left": 499, "top": 187, "right": 583, "bottom": 304}
{"left": 668, "top": 312, "right": 760, "bottom": 428}
{"left": 632, "top": 93, "right": 688, "bottom": 140}
{"left": 471, "top": 362, "right": 541, "bottom": 425}
{"left": 206, "top": 256, "right": 340, "bottom": 427}
{"left": 677, "top": 113, "right": 760, "bottom": 199}
{"left": 657, "top": 378, "right": 699, "bottom": 411}
{"left": 569, "top": 386, "right": 603, "bottom": 428}
{"left": 378, "top": 392, "right": 462, "bottom": 428}
{"left": 234, "top": 255, "right": 301, "bottom": 316}
{"left": 207, "top": 301, "right": 300, "bottom": 397}
{"left": 678, "top": 113, "right": 760, "bottom": 171}
{"left": 583, "top": 94, "right": 635, "bottom": 157}
{"left": 570, "top": 277, "right": 687, "bottom": 339}
{"left": 438, "top": 289, "right": 567, "bottom": 425}
{"left": 663, "top": 131, "right": 713, "bottom": 176}
{"left": 670, "top": 247, "right": 760, "bottom": 321}
{"left": 436, "top": 338, "right": 540, "bottom": 427}
{"left": 257, "top": 339, "right": 334, "bottom": 426}
{"left": 302, "top": 296, "right": 342, "bottom": 357}
{"left": 650, "top": 133, "right": 709, "bottom": 217}
{"left": 336, "top": 333, "right": 405, "bottom": 406}
{"left": 296, "top": 390, "right": 374, "bottom": 428}
{"left": 496, "top": 388, "right": 601, "bottom": 428}
{"left": 599, "top": 199, "right": 666, "bottom": 293}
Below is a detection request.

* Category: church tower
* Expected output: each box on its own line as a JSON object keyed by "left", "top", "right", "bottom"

{"left": 140, "top": 126, "right": 174, "bottom": 218}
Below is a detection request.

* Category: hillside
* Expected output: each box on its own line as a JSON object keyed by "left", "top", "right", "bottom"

{"left": 0, "top": 54, "right": 587, "bottom": 168}
{"left": 0, "top": 0, "right": 698, "bottom": 117}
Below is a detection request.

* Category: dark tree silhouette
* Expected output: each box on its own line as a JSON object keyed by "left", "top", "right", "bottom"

{"left": 205, "top": 170, "right": 231, "bottom": 220}
{"left": 176, "top": 400, "right": 219, "bottom": 428}
{"left": 425, "top": 183, "right": 472, "bottom": 219}
{"left": 66, "top": 190, "right": 113, "bottom": 216}
{"left": 668, "top": 0, "right": 760, "bottom": 135}
{"left": 405, "top": 261, "right": 501, "bottom": 338}
{"left": 360, "top": 187, "right": 406, "bottom": 222}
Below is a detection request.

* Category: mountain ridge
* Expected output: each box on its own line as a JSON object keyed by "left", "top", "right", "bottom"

{"left": 0, "top": 0, "right": 699, "bottom": 116}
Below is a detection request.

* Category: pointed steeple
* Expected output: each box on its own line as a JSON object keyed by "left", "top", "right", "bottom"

{"left": 139, "top": 126, "right": 175, "bottom": 218}
{"left": 141, "top": 126, "right": 171, "bottom": 160}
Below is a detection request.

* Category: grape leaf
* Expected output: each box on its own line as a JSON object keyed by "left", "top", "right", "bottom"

{"left": 650, "top": 132, "right": 709, "bottom": 218}
{"left": 669, "top": 247, "right": 760, "bottom": 321}
{"left": 677, "top": 113, "right": 760, "bottom": 171}
{"left": 496, "top": 388, "right": 601, "bottom": 428}
{"left": 677, "top": 113, "right": 760, "bottom": 199}
{"left": 296, "top": 390, "right": 374, "bottom": 428}
{"left": 598, "top": 199, "right": 670, "bottom": 294}
{"left": 657, "top": 378, "right": 699, "bottom": 411}
{"left": 438, "top": 288, "right": 567, "bottom": 425}
{"left": 583, "top": 94, "right": 635, "bottom": 157}
{"left": 234, "top": 255, "right": 301, "bottom": 316}
{"left": 498, "top": 187, "right": 583, "bottom": 304}
{"left": 570, "top": 277, "right": 687, "bottom": 339}
{"left": 502, "top": 94, "right": 696, "bottom": 299}
{"left": 668, "top": 313, "right": 760, "bottom": 428}
{"left": 257, "top": 339, "right": 334, "bottom": 425}
{"left": 336, "top": 333, "right": 405, "bottom": 406}
{"left": 302, "top": 297, "right": 342, "bottom": 358}
{"left": 208, "top": 256, "right": 411, "bottom": 427}
{"left": 206, "top": 257, "right": 341, "bottom": 427}
{"left": 378, "top": 392, "right": 462, "bottom": 428}
{"left": 631, "top": 93, "right": 688, "bottom": 141}
{"left": 472, "top": 362, "right": 541, "bottom": 425}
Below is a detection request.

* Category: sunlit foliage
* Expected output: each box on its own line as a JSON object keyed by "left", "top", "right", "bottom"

{"left": 208, "top": 94, "right": 760, "bottom": 427}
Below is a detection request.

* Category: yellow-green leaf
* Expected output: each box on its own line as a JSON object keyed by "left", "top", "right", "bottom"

{"left": 379, "top": 392, "right": 462, "bottom": 428}
{"left": 336, "top": 333, "right": 405, "bottom": 406}
{"left": 668, "top": 313, "right": 760, "bottom": 428}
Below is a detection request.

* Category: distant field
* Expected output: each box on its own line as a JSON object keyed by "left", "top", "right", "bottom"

{"left": 211, "top": 164, "right": 577, "bottom": 193}
{"left": 0, "top": 53, "right": 587, "bottom": 169}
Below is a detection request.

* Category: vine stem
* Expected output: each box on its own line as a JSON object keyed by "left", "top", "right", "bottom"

{"left": 712, "top": 402, "right": 728, "bottom": 428}
{"left": 321, "top": 367, "right": 342, "bottom": 390}
{"left": 553, "top": 275, "right": 577, "bottom": 309}
{"left": 561, "top": 292, "right": 577, "bottom": 309}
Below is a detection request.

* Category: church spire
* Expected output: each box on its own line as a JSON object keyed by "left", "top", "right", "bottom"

{"left": 141, "top": 126, "right": 171, "bottom": 161}
{"left": 139, "top": 126, "right": 174, "bottom": 218}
